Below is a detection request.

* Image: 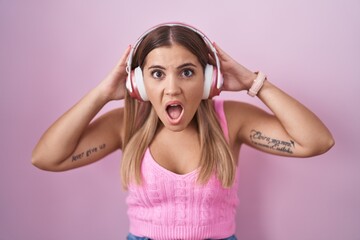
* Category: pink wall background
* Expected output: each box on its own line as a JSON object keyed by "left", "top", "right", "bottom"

{"left": 1, "top": 0, "right": 359, "bottom": 239}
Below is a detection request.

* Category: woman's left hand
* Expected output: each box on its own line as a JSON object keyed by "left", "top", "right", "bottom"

{"left": 213, "top": 43, "right": 257, "bottom": 92}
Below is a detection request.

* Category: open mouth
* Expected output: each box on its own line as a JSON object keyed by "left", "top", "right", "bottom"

{"left": 166, "top": 103, "right": 184, "bottom": 120}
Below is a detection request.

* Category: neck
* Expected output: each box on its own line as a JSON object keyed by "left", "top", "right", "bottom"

{"left": 157, "top": 117, "right": 199, "bottom": 137}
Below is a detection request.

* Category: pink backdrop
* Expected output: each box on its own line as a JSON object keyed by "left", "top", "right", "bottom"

{"left": 1, "top": 0, "right": 359, "bottom": 239}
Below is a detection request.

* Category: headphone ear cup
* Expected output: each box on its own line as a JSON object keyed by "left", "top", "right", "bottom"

{"left": 133, "top": 67, "right": 148, "bottom": 101}
{"left": 126, "top": 68, "right": 141, "bottom": 100}
{"left": 126, "top": 70, "right": 133, "bottom": 93}
{"left": 203, "top": 64, "right": 217, "bottom": 99}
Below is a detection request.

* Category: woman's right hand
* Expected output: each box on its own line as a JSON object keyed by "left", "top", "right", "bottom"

{"left": 97, "top": 45, "right": 132, "bottom": 101}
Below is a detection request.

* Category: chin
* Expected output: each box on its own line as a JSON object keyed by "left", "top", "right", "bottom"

{"left": 163, "top": 123, "right": 187, "bottom": 132}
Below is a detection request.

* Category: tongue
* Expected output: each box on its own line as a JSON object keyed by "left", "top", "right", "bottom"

{"left": 167, "top": 105, "right": 182, "bottom": 119}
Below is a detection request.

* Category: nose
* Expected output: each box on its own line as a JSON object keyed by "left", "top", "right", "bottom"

{"left": 164, "top": 75, "right": 181, "bottom": 96}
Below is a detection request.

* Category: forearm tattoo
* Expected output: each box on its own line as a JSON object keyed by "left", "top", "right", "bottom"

{"left": 71, "top": 143, "right": 106, "bottom": 162}
{"left": 250, "top": 130, "right": 295, "bottom": 154}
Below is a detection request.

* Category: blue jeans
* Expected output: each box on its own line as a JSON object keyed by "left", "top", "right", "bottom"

{"left": 127, "top": 233, "right": 237, "bottom": 240}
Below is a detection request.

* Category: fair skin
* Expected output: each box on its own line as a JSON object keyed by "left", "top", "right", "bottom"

{"left": 143, "top": 44, "right": 204, "bottom": 174}
{"left": 32, "top": 43, "right": 334, "bottom": 174}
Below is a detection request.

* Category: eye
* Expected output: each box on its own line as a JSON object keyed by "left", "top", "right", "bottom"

{"left": 151, "top": 70, "right": 164, "bottom": 79}
{"left": 181, "top": 69, "right": 194, "bottom": 78}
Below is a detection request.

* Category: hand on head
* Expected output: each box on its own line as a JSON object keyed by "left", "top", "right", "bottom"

{"left": 213, "top": 42, "right": 257, "bottom": 92}
{"left": 98, "top": 45, "right": 132, "bottom": 101}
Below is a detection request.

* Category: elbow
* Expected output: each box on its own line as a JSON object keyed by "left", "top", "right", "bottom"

{"left": 31, "top": 153, "right": 50, "bottom": 171}
{"left": 31, "top": 151, "right": 62, "bottom": 172}
{"left": 320, "top": 131, "right": 335, "bottom": 154}
{"left": 31, "top": 146, "right": 47, "bottom": 170}
{"left": 304, "top": 135, "right": 335, "bottom": 157}
{"left": 31, "top": 157, "right": 45, "bottom": 171}
{"left": 31, "top": 150, "right": 42, "bottom": 169}
{"left": 323, "top": 135, "right": 335, "bottom": 153}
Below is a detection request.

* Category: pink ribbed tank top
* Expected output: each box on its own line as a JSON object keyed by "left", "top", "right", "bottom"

{"left": 126, "top": 99, "right": 239, "bottom": 240}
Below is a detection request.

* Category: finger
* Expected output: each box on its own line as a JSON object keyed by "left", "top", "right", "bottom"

{"left": 117, "top": 45, "right": 132, "bottom": 66}
{"left": 213, "top": 42, "right": 231, "bottom": 61}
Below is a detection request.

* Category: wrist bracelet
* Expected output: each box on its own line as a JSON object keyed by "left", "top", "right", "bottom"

{"left": 248, "top": 71, "right": 267, "bottom": 97}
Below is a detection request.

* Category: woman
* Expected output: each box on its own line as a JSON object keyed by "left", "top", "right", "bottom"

{"left": 32, "top": 23, "right": 334, "bottom": 240}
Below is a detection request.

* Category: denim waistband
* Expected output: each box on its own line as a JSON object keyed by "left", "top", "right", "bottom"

{"left": 127, "top": 233, "right": 237, "bottom": 240}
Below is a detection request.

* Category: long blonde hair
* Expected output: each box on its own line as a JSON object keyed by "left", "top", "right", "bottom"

{"left": 120, "top": 25, "right": 236, "bottom": 189}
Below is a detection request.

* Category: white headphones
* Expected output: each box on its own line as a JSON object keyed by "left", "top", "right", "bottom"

{"left": 126, "top": 22, "right": 223, "bottom": 101}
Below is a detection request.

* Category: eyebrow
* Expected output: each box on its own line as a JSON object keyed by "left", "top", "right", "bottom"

{"left": 147, "top": 62, "right": 198, "bottom": 70}
{"left": 177, "top": 63, "right": 197, "bottom": 69}
{"left": 148, "top": 65, "right": 166, "bottom": 70}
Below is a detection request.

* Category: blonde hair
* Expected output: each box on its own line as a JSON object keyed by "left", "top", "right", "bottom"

{"left": 120, "top": 25, "right": 236, "bottom": 189}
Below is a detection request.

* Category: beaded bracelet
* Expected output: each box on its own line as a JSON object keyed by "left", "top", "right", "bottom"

{"left": 248, "top": 71, "right": 267, "bottom": 97}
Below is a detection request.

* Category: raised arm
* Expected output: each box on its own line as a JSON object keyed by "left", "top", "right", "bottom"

{"left": 32, "top": 46, "right": 131, "bottom": 171}
{"left": 214, "top": 43, "right": 334, "bottom": 157}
